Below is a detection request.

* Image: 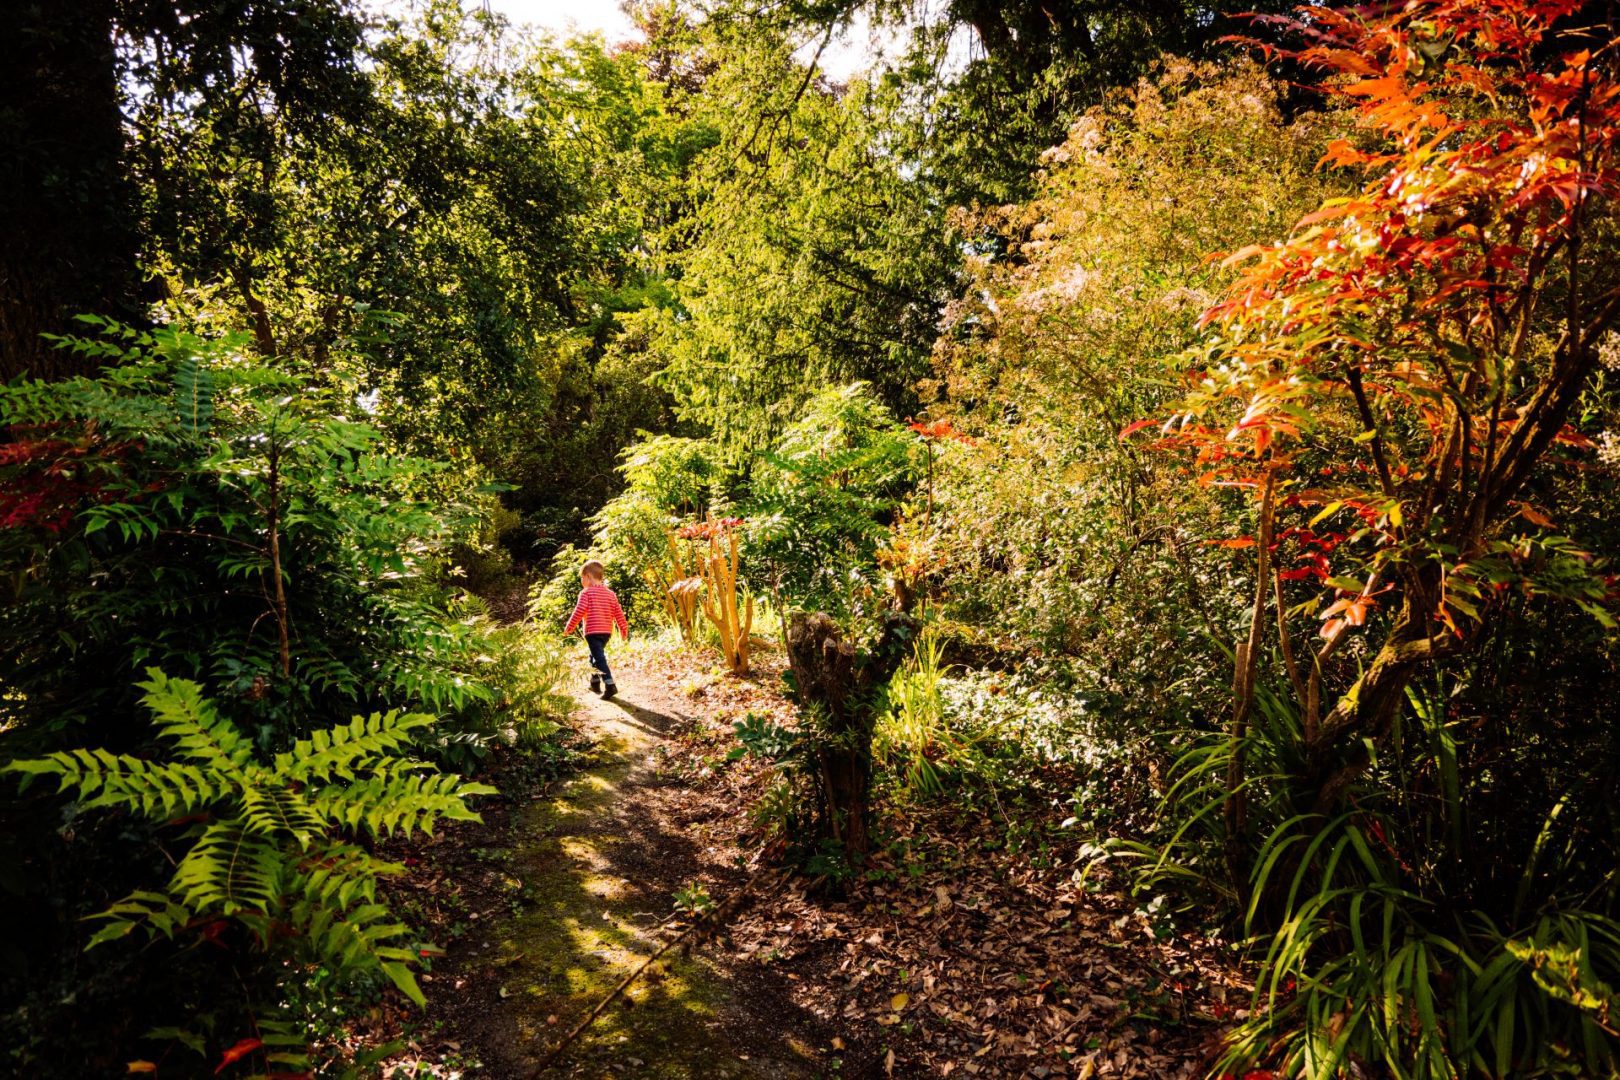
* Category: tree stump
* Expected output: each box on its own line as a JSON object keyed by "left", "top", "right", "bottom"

{"left": 785, "top": 610, "right": 916, "bottom": 862}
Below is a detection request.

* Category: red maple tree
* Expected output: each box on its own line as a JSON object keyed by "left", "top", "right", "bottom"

{"left": 1133, "top": 0, "right": 1620, "bottom": 811}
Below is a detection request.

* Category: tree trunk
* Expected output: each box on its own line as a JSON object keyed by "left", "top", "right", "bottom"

{"left": 0, "top": 0, "right": 140, "bottom": 380}
{"left": 1306, "top": 595, "right": 1446, "bottom": 813}
{"left": 1224, "top": 469, "right": 1276, "bottom": 875}
{"left": 785, "top": 611, "right": 916, "bottom": 863}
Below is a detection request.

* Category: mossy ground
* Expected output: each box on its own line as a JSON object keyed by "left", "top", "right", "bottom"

{"left": 490, "top": 687, "right": 820, "bottom": 1078}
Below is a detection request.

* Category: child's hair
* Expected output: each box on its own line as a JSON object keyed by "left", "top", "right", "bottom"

{"left": 581, "top": 559, "right": 606, "bottom": 582}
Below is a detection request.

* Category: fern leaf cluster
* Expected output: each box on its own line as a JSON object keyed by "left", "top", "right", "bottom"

{"left": 5, "top": 669, "right": 495, "bottom": 1005}
{"left": 6, "top": 752, "right": 222, "bottom": 818}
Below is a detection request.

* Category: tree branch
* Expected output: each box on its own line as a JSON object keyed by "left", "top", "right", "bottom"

{"left": 1346, "top": 366, "right": 1397, "bottom": 502}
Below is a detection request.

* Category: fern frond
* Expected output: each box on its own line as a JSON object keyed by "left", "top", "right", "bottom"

{"left": 282, "top": 896, "right": 424, "bottom": 1003}
{"left": 173, "top": 354, "right": 214, "bottom": 435}
{"left": 84, "top": 890, "right": 193, "bottom": 949}
{"left": 289, "top": 840, "right": 402, "bottom": 912}
{"left": 311, "top": 773, "right": 496, "bottom": 837}
{"left": 277, "top": 843, "right": 427, "bottom": 1001}
{"left": 239, "top": 784, "right": 325, "bottom": 849}
{"left": 6, "top": 752, "right": 221, "bottom": 817}
{"left": 12, "top": 669, "right": 472, "bottom": 1009}
{"left": 276, "top": 710, "right": 435, "bottom": 784}
{"left": 136, "top": 669, "right": 253, "bottom": 777}
{"left": 291, "top": 649, "right": 362, "bottom": 699}
{"left": 170, "top": 821, "right": 283, "bottom": 916}
{"left": 378, "top": 657, "right": 493, "bottom": 712}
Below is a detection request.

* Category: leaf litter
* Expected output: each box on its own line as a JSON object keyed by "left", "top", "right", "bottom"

{"left": 349, "top": 639, "right": 1250, "bottom": 1078}
{"left": 628, "top": 641, "right": 1251, "bottom": 1078}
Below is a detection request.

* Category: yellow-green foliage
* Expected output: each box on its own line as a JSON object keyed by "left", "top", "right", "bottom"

{"left": 456, "top": 596, "right": 577, "bottom": 747}
{"left": 5, "top": 670, "right": 495, "bottom": 1005}
{"left": 927, "top": 58, "right": 1346, "bottom": 676}
{"left": 874, "top": 630, "right": 979, "bottom": 798}
{"left": 493, "top": 625, "right": 577, "bottom": 750}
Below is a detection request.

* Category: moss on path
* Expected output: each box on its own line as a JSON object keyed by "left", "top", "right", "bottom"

{"left": 488, "top": 682, "right": 823, "bottom": 1078}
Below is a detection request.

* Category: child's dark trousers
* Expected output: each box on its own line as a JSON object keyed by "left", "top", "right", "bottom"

{"left": 585, "top": 632, "right": 614, "bottom": 685}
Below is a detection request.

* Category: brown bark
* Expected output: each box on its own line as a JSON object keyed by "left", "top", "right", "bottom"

{"left": 231, "top": 262, "right": 278, "bottom": 357}
{"left": 785, "top": 611, "right": 917, "bottom": 862}
{"left": 1275, "top": 571, "right": 1307, "bottom": 708}
{"left": 1305, "top": 582, "right": 1458, "bottom": 814}
{"left": 1224, "top": 469, "right": 1276, "bottom": 870}
{"left": 0, "top": 0, "right": 141, "bottom": 380}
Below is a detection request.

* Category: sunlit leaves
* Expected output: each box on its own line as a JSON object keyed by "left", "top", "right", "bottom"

{"left": 4, "top": 671, "right": 490, "bottom": 1003}
{"left": 1150, "top": 0, "right": 1620, "bottom": 645}
{"left": 1119, "top": 3, "right": 1620, "bottom": 1076}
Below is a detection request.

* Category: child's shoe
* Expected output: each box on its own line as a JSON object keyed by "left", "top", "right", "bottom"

{"left": 602, "top": 680, "right": 618, "bottom": 700}
{"left": 589, "top": 674, "right": 601, "bottom": 693}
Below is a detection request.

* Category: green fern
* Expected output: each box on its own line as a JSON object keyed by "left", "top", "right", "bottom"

{"left": 173, "top": 353, "right": 214, "bottom": 435}
{"left": 171, "top": 822, "right": 284, "bottom": 915}
{"left": 5, "top": 752, "right": 222, "bottom": 817}
{"left": 138, "top": 672, "right": 255, "bottom": 776}
{"left": 290, "top": 841, "right": 396, "bottom": 911}
{"left": 4, "top": 669, "right": 496, "bottom": 1006}
{"left": 277, "top": 709, "right": 434, "bottom": 783}
{"left": 311, "top": 772, "right": 488, "bottom": 837}
{"left": 238, "top": 785, "right": 326, "bottom": 848}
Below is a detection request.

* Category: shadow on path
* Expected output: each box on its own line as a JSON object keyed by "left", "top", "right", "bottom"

{"left": 459, "top": 680, "right": 826, "bottom": 1079}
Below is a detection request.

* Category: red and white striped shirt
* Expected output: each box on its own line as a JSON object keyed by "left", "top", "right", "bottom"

{"left": 564, "top": 583, "right": 628, "bottom": 638}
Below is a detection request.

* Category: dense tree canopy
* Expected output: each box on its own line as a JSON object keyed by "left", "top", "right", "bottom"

{"left": 4, "top": 0, "right": 1620, "bottom": 1076}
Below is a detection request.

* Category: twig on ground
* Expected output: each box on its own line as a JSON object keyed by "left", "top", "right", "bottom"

{"left": 527, "top": 867, "right": 794, "bottom": 1075}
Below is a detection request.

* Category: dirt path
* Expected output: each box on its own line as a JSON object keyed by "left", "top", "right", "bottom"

{"left": 392, "top": 645, "right": 1236, "bottom": 1079}
{"left": 439, "top": 665, "right": 834, "bottom": 1078}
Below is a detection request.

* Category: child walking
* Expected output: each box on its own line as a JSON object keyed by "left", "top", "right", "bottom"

{"left": 563, "top": 559, "right": 629, "bottom": 698}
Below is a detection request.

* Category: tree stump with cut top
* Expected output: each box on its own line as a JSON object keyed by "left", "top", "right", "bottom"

{"left": 785, "top": 610, "right": 916, "bottom": 862}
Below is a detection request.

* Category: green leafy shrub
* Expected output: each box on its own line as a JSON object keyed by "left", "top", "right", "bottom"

{"left": 5, "top": 670, "right": 494, "bottom": 1007}
{"left": 0, "top": 319, "right": 492, "bottom": 749}
{"left": 744, "top": 383, "right": 917, "bottom": 614}
{"left": 924, "top": 59, "right": 1342, "bottom": 719}
{"left": 1106, "top": 671, "right": 1620, "bottom": 1079}
{"left": 874, "top": 629, "right": 979, "bottom": 798}
{"left": 559, "top": 386, "right": 915, "bottom": 629}
{"left": 532, "top": 435, "right": 725, "bottom": 628}
{"left": 0, "top": 319, "right": 550, "bottom": 1070}
{"left": 727, "top": 711, "right": 821, "bottom": 862}
{"left": 1085, "top": 7, "right": 1620, "bottom": 1076}
{"left": 441, "top": 603, "right": 578, "bottom": 769}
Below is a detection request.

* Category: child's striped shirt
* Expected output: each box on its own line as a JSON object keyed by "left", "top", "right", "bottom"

{"left": 564, "top": 583, "right": 628, "bottom": 638}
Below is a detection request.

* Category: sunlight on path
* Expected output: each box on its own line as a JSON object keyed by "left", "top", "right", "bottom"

{"left": 491, "top": 684, "right": 818, "bottom": 1078}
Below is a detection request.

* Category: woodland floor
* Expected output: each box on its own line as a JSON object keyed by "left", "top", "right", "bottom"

{"left": 361, "top": 641, "right": 1249, "bottom": 1080}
